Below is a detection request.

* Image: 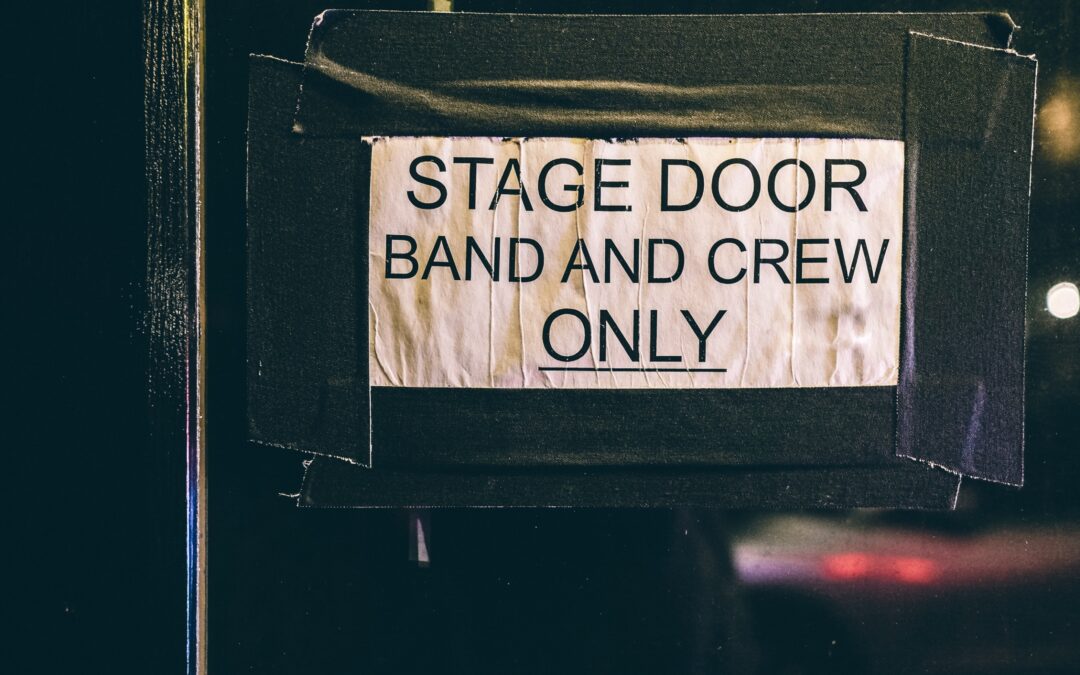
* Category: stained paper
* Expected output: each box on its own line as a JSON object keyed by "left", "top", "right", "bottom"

{"left": 367, "top": 137, "right": 903, "bottom": 389}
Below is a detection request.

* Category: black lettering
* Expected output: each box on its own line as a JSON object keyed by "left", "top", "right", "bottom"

{"left": 509, "top": 238, "right": 544, "bottom": 282}
{"left": 453, "top": 156, "right": 494, "bottom": 210}
{"left": 712, "top": 158, "right": 761, "bottom": 212}
{"left": 594, "top": 158, "right": 632, "bottom": 212}
{"left": 407, "top": 156, "right": 447, "bottom": 209}
{"left": 825, "top": 159, "right": 868, "bottom": 212}
{"left": 421, "top": 236, "right": 460, "bottom": 280}
{"left": 796, "top": 238, "right": 830, "bottom": 284}
{"left": 384, "top": 235, "right": 418, "bottom": 279}
{"left": 648, "top": 239, "right": 684, "bottom": 283}
{"left": 834, "top": 238, "right": 889, "bottom": 283}
{"left": 680, "top": 309, "right": 727, "bottom": 362}
{"left": 543, "top": 309, "right": 591, "bottom": 362}
{"left": 599, "top": 310, "right": 640, "bottom": 362}
{"left": 538, "top": 158, "right": 584, "bottom": 212}
{"left": 465, "top": 236, "right": 500, "bottom": 281}
{"left": 707, "top": 238, "right": 747, "bottom": 284}
{"left": 661, "top": 159, "right": 703, "bottom": 211}
{"left": 489, "top": 158, "right": 533, "bottom": 211}
{"left": 649, "top": 310, "right": 680, "bottom": 362}
{"left": 561, "top": 239, "right": 600, "bottom": 283}
{"left": 767, "top": 159, "right": 816, "bottom": 213}
{"left": 754, "top": 239, "right": 791, "bottom": 284}
{"left": 604, "top": 239, "right": 639, "bottom": 283}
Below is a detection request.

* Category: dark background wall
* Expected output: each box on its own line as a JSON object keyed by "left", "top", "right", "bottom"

{"left": 12, "top": 2, "right": 169, "bottom": 674}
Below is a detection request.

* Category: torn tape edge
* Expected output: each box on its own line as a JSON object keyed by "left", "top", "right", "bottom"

{"left": 294, "top": 472, "right": 963, "bottom": 511}
{"left": 1018, "top": 57, "right": 1038, "bottom": 491}
{"left": 897, "top": 446, "right": 1019, "bottom": 490}
{"left": 249, "top": 53, "right": 301, "bottom": 66}
{"left": 306, "top": 8, "right": 1019, "bottom": 25}
{"left": 907, "top": 30, "right": 1037, "bottom": 62}
{"left": 247, "top": 53, "right": 310, "bottom": 137}
{"left": 296, "top": 455, "right": 314, "bottom": 507}
{"left": 290, "top": 14, "right": 324, "bottom": 135}
{"left": 249, "top": 437, "right": 372, "bottom": 469}
{"left": 294, "top": 457, "right": 962, "bottom": 510}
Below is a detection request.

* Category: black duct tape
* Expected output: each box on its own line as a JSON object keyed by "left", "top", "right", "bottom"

{"left": 299, "top": 455, "right": 963, "bottom": 509}
{"left": 898, "top": 33, "right": 1035, "bottom": 485}
{"left": 292, "top": 11, "right": 1013, "bottom": 138}
{"left": 246, "top": 12, "right": 1033, "bottom": 506}
{"left": 247, "top": 57, "right": 370, "bottom": 465}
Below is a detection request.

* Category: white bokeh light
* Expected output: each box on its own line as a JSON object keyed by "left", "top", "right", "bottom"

{"left": 1047, "top": 281, "right": 1080, "bottom": 319}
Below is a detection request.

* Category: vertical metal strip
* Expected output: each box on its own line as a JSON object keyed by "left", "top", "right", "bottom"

{"left": 143, "top": 1, "right": 205, "bottom": 673}
{"left": 191, "top": 3, "right": 206, "bottom": 673}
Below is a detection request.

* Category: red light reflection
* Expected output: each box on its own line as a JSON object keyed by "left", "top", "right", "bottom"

{"left": 823, "top": 553, "right": 939, "bottom": 584}
{"left": 823, "top": 553, "right": 872, "bottom": 580}
{"left": 892, "top": 557, "right": 939, "bottom": 584}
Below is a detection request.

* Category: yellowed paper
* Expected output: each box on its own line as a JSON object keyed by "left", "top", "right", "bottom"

{"left": 367, "top": 137, "right": 903, "bottom": 389}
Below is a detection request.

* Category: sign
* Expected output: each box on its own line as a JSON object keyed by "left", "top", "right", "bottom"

{"left": 367, "top": 137, "right": 903, "bottom": 389}
{"left": 246, "top": 12, "right": 1037, "bottom": 505}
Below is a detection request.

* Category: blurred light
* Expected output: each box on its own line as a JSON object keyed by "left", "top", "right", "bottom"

{"left": 1047, "top": 281, "right": 1080, "bottom": 319}
{"left": 892, "top": 557, "right": 939, "bottom": 584}
{"left": 1039, "top": 77, "right": 1080, "bottom": 165}
{"left": 822, "top": 553, "right": 940, "bottom": 584}
{"left": 823, "top": 553, "right": 872, "bottom": 580}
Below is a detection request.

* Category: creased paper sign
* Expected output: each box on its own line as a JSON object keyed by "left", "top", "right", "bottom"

{"left": 367, "top": 137, "right": 903, "bottom": 389}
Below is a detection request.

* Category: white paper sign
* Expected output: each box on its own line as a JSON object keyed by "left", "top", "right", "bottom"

{"left": 367, "top": 137, "right": 903, "bottom": 389}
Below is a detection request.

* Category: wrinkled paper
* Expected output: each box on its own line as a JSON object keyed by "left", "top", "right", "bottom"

{"left": 368, "top": 137, "right": 903, "bottom": 389}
